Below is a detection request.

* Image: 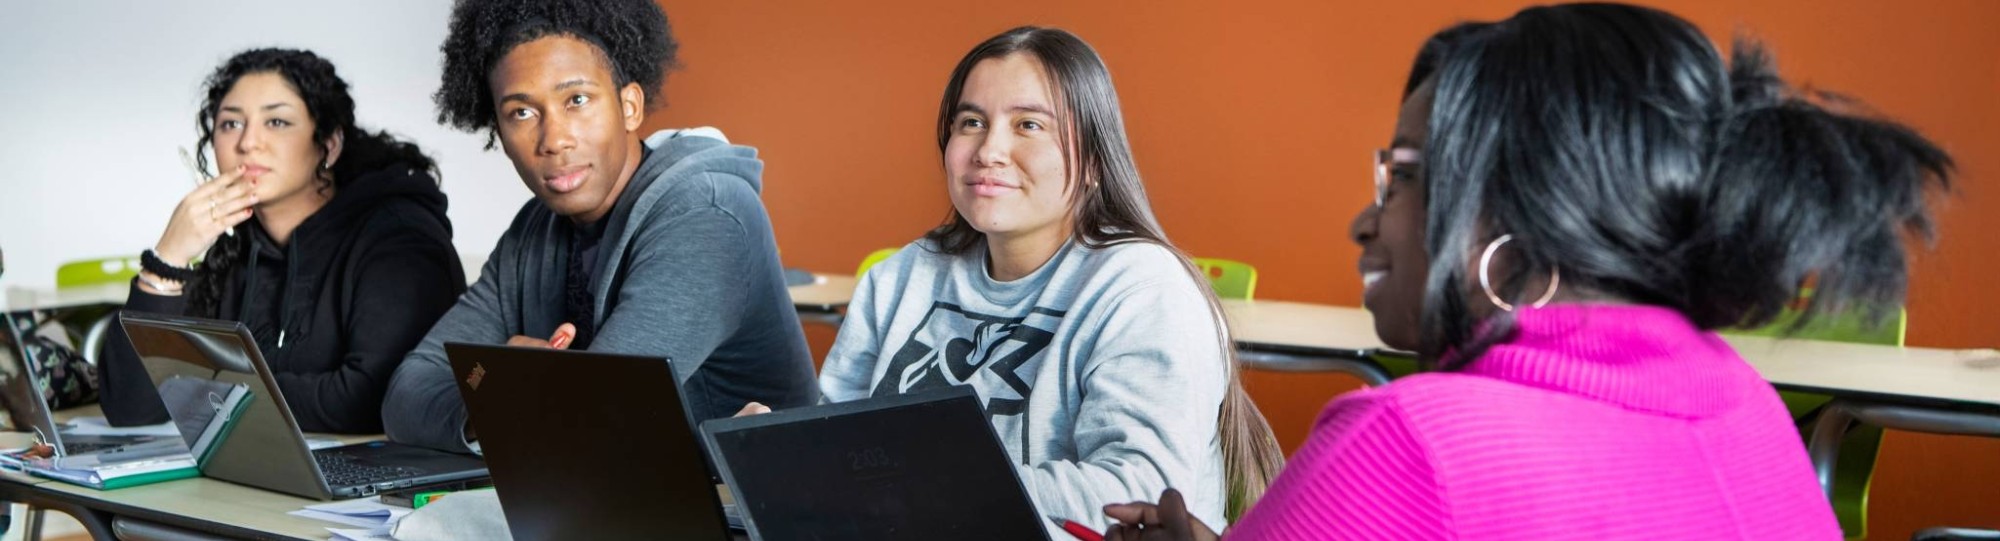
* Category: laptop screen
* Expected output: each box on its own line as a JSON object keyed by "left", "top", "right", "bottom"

{"left": 0, "top": 310, "right": 55, "bottom": 439}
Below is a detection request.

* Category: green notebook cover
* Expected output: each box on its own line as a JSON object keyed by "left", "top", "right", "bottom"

{"left": 92, "top": 466, "right": 200, "bottom": 490}
{"left": 25, "top": 454, "right": 199, "bottom": 490}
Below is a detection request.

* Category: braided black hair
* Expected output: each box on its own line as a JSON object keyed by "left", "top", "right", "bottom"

{"left": 433, "top": 0, "right": 679, "bottom": 148}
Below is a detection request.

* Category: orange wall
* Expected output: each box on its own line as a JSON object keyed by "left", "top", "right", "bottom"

{"left": 648, "top": 1, "right": 1999, "bottom": 537}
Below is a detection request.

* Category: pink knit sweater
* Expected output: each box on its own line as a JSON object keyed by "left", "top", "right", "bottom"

{"left": 1228, "top": 304, "right": 1840, "bottom": 540}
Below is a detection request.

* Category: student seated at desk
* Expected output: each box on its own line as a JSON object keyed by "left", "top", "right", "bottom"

{"left": 1102, "top": 4, "right": 1954, "bottom": 540}
{"left": 102, "top": 48, "right": 462, "bottom": 434}
{"left": 382, "top": 0, "right": 819, "bottom": 452}
{"left": 792, "top": 26, "right": 1284, "bottom": 533}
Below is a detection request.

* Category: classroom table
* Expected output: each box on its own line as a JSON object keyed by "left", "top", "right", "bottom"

{"left": 0, "top": 476, "right": 749, "bottom": 541}
{"left": 9, "top": 474, "right": 358, "bottom": 540}
{"left": 1218, "top": 299, "right": 1399, "bottom": 386}
{"left": 787, "top": 273, "right": 858, "bottom": 326}
{"left": 1722, "top": 335, "right": 2000, "bottom": 502}
{"left": 0, "top": 404, "right": 379, "bottom": 541}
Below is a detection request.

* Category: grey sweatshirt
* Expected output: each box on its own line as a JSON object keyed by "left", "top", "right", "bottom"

{"left": 383, "top": 129, "right": 820, "bottom": 452}
{"left": 819, "top": 238, "right": 1230, "bottom": 533}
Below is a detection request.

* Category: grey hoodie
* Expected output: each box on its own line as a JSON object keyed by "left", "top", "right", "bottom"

{"left": 819, "top": 238, "right": 1230, "bottom": 533}
{"left": 382, "top": 129, "right": 820, "bottom": 452}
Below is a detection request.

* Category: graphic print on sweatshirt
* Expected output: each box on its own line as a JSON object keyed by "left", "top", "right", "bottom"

{"left": 870, "top": 302, "right": 1066, "bottom": 429}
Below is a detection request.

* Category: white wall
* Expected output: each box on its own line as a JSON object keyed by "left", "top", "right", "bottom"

{"left": 0, "top": 0, "right": 530, "bottom": 291}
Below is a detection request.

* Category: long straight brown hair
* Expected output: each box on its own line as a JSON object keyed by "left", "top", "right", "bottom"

{"left": 926, "top": 26, "right": 1284, "bottom": 519}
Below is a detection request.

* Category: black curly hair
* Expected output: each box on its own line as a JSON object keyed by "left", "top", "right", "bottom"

{"left": 187, "top": 48, "right": 439, "bottom": 318}
{"left": 434, "top": 0, "right": 679, "bottom": 148}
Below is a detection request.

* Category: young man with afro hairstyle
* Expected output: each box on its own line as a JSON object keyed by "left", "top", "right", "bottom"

{"left": 382, "top": 0, "right": 819, "bottom": 452}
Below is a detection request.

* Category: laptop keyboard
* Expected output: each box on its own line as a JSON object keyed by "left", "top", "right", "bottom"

{"left": 61, "top": 441, "right": 124, "bottom": 454}
{"left": 315, "top": 451, "right": 423, "bottom": 488}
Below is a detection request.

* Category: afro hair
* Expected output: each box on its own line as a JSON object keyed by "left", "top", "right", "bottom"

{"left": 434, "top": 0, "right": 679, "bottom": 147}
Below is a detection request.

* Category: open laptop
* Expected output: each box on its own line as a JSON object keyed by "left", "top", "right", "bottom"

{"left": 120, "top": 312, "right": 487, "bottom": 500}
{"left": 0, "top": 310, "right": 173, "bottom": 457}
{"left": 447, "top": 343, "right": 731, "bottom": 541}
{"left": 701, "top": 386, "right": 1052, "bottom": 541}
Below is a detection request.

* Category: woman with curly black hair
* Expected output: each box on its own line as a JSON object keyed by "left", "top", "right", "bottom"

{"left": 102, "top": 48, "right": 464, "bottom": 434}
{"left": 1104, "top": 4, "right": 1951, "bottom": 539}
{"left": 382, "top": 0, "right": 818, "bottom": 452}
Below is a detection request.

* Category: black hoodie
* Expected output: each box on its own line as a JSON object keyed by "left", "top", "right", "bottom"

{"left": 101, "top": 165, "right": 464, "bottom": 433}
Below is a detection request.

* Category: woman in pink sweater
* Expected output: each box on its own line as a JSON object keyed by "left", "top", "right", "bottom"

{"left": 1103, "top": 3, "right": 1953, "bottom": 540}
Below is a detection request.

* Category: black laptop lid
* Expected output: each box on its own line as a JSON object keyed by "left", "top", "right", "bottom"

{"left": 701, "top": 387, "right": 1051, "bottom": 541}
{"left": 446, "top": 343, "right": 729, "bottom": 541}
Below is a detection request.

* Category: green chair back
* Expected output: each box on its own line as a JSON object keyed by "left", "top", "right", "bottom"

{"left": 856, "top": 248, "right": 901, "bottom": 277}
{"left": 1193, "top": 258, "right": 1257, "bottom": 300}
{"left": 53, "top": 257, "right": 141, "bottom": 367}
{"left": 57, "top": 256, "right": 141, "bottom": 288}
{"left": 1725, "top": 301, "right": 1904, "bottom": 540}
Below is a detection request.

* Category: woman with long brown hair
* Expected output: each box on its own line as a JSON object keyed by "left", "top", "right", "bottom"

{"left": 810, "top": 26, "right": 1284, "bottom": 534}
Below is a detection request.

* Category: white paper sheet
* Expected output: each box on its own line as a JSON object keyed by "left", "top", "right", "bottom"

{"left": 62, "top": 417, "right": 178, "bottom": 437}
{"left": 291, "top": 496, "right": 411, "bottom": 529}
{"left": 327, "top": 526, "right": 394, "bottom": 541}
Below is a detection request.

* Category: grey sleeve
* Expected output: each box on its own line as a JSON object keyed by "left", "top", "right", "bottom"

{"left": 381, "top": 240, "right": 513, "bottom": 452}
{"left": 587, "top": 174, "right": 754, "bottom": 417}
{"left": 818, "top": 263, "right": 888, "bottom": 403}
{"left": 1017, "top": 278, "right": 1232, "bottom": 530}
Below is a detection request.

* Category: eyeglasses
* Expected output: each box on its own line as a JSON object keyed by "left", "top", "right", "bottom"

{"left": 1373, "top": 147, "right": 1422, "bottom": 207}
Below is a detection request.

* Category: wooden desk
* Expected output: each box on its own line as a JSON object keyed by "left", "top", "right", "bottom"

{"left": 19, "top": 476, "right": 339, "bottom": 540}
{"left": 2, "top": 453, "right": 749, "bottom": 541}
{"left": 1723, "top": 335, "right": 2000, "bottom": 409}
{"left": 1219, "top": 299, "right": 1399, "bottom": 385}
{"left": 788, "top": 273, "right": 856, "bottom": 313}
{"left": 1222, "top": 300, "right": 1387, "bottom": 357}
{"left": 1724, "top": 335, "right": 2000, "bottom": 501}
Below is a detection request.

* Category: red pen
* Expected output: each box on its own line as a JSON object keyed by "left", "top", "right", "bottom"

{"left": 549, "top": 325, "right": 574, "bottom": 350}
{"left": 1047, "top": 515, "right": 1104, "bottom": 541}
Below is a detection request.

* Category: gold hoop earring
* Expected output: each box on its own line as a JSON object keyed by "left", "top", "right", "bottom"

{"left": 1478, "top": 234, "right": 1560, "bottom": 312}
